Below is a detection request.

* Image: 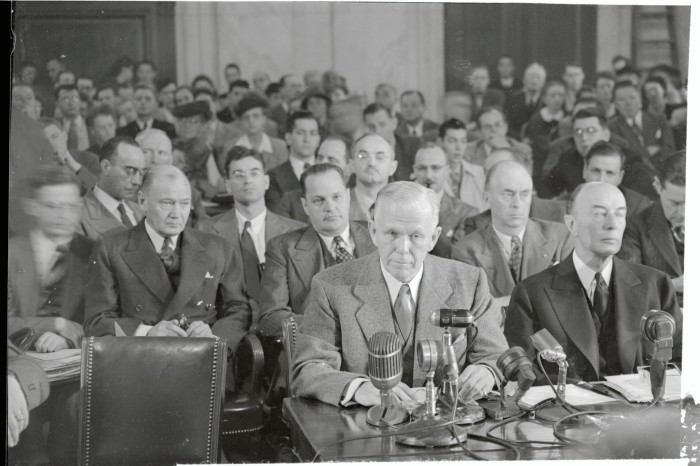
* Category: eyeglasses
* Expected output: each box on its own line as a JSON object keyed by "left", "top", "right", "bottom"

{"left": 36, "top": 201, "right": 83, "bottom": 211}
{"left": 355, "top": 152, "right": 389, "bottom": 162}
{"left": 59, "top": 95, "right": 81, "bottom": 103}
{"left": 117, "top": 165, "right": 144, "bottom": 179}
{"left": 573, "top": 127, "right": 600, "bottom": 138}
{"left": 230, "top": 168, "right": 264, "bottom": 180}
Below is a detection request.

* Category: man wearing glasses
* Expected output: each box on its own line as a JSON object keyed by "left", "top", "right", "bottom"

{"left": 55, "top": 84, "right": 90, "bottom": 151}
{"left": 79, "top": 136, "right": 146, "bottom": 240}
{"left": 348, "top": 133, "right": 398, "bottom": 221}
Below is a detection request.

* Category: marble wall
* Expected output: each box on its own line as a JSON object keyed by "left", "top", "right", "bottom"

{"left": 176, "top": 2, "right": 445, "bottom": 120}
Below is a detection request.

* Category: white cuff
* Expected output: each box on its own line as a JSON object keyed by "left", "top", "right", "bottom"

{"left": 340, "top": 378, "right": 369, "bottom": 407}
{"left": 134, "top": 324, "right": 154, "bottom": 337}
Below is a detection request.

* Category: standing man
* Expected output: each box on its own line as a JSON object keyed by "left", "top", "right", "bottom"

{"left": 363, "top": 103, "right": 420, "bottom": 181}
{"left": 397, "top": 90, "right": 438, "bottom": 138}
{"left": 291, "top": 182, "right": 508, "bottom": 406}
{"left": 55, "top": 85, "right": 90, "bottom": 151}
{"left": 505, "top": 182, "right": 681, "bottom": 382}
{"left": 349, "top": 134, "right": 398, "bottom": 222}
{"left": 117, "top": 85, "right": 176, "bottom": 140}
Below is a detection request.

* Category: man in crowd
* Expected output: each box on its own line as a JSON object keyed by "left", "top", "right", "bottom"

{"left": 328, "top": 97, "right": 366, "bottom": 147}
{"left": 291, "top": 181, "right": 508, "bottom": 406}
{"left": 505, "top": 182, "right": 681, "bottom": 382}
{"left": 79, "top": 137, "right": 146, "bottom": 240}
{"left": 490, "top": 55, "right": 522, "bottom": 98}
{"left": 76, "top": 76, "right": 96, "bottom": 102}
{"left": 217, "top": 79, "right": 251, "bottom": 124}
{"left": 562, "top": 63, "right": 586, "bottom": 114}
{"left": 594, "top": 71, "right": 617, "bottom": 119}
{"left": 505, "top": 62, "right": 546, "bottom": 135}
{"left": 363, "top": 103, "right": 420, "bottom": 181}
{"left": 117, "top": 85, "right": 176, "bottom": 140}
{"left": 135, "top": 60, "right": 157, "bottom": 87}
{"left": 55, "top": 84, "right": 90, "bottom": 151}
{"left": 397, "top": 90, "right": 438, "bottom": 138}
{"left": 374, "top": 83, "right": 399, "bottom": 115}
{"left": 452, "top": 160, "right": 572, "bottom": 307}
{"left": 258, "top": 163, "right": 375, "bottom": 337}
{"left": 223, "top": 63, "right": 242, "bottom": 88}
{"left": 86, "top": 105, "right": 117, "bottom": 154}
{"left": 349, "top": 134, "right": 398, "bottom": 221}
{"left": 465, "top": 106, "right": 532, "bottom": 167}
{"left": 269, "top": 74, "right": 305, "bottom": 130}
{"left": 468, "top": 65, "right": 506, "bottom": 113}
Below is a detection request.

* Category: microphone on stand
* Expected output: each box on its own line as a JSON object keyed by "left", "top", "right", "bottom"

{"left": 484, "top": 346, "right": 536, "bottom": 420}
{"left": 531, "top": 329, "right": 568, "bottom": 401}
{"left": 641, "top": 310, "right": 676, "bottom": 403}
{"left": 366, "top": 332, "right": 408, "bottom": 427}
{"left": 429, "top": 308, "right": 476, "bottom": 328}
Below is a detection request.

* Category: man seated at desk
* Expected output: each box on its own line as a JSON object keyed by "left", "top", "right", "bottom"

{"left": 291, "top": 181, "right": 508, "bottom": 406}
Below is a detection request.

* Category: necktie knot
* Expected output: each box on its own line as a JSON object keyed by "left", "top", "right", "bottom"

{"left": 160, "top": 237, "right": 175, "bottom": 268}
{"left": 333, "top": 236, "right": 353, "bottom": 263}
{"left": 243, "top": 220, "right": 252, "bottom": 236}
{"left": 394, "top": 284, "right": 413, "bottom": 341}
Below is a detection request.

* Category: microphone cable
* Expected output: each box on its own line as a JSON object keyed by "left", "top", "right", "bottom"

{"left": 537, "top": 353, "right": 583, "bottom": 414}
{"left": 485, "top": 398, "right": 568, "bottom": 448}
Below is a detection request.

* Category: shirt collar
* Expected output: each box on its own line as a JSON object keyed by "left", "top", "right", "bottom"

{"left": 318, "top": 224, "right": 354, "bottom": 256}
{"left": 407, "top": 120, "right": 424, "bottom": 136}
{"left": 380, "top": 259, "right": 424, "bottom": 306}
{"left": 626, "top": 112, "right": 643, "bottom": 128}
{"left": 289, "top": 156, "right": 312, "bottom": 180}
{"left": 234, "top": 208, "right": 266, "bottom": 235}
{"left": 572, "top": 250, "right": 613, "bottom": 300}
{"left": 144, "top": 219, "right": 179, "bottom": 252}
{"left": 137, "top": 117, "right": 154, "bottom": 130}
{"left": 235, "top": 133, "right": 273, "bottom": 153}
{"left": 492, "top": 223, "right": 526, "bottom": 257}
{"left": 93, "top": 185, "right": 127, "bottom": 214}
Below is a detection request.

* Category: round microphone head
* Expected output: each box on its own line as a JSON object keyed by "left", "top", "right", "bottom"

{"left": 367, "top": 332, "right": 403, "bottom": 390}
{"left": 497, "top": 346, "right": 532, "bottom": 382}
{"left": 429, "top": 309, "right": 441, "bottom": 327}
{"left": 417, "top": 338, "right": 445, "bottom": 373}
{"left": 641, "top": 310, "right": 676, "bottom": 341}
{"left": 531, "top": 328, "right": 563, "bottom": 353}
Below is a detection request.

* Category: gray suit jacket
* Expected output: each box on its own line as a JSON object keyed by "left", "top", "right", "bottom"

{"left": 257, "top": 222, "right": 376, "bottom": 337}
{"left": 452, "top": 218, "right": 574, "bottom": 298}
{"left": 291, "top": 252, "right": 508, "bottom": 405}
{"left": 79, "top": 189, "right": 144, "bottom": 241}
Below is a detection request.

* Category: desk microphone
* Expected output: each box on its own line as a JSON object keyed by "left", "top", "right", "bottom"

{"left": 531, "top": 329, "right": 566, "bottom": 363}
{"left": 641, "top": 310, "right": 676, "bottom": 402}
{"left": 366, "top": 332, "right": 408, "bottom": 427}
{"left": 498, "top": 346, "right": 536, "bottom": 403}
{"left": 429, "top": 308, "right": 475, "bottom": 328}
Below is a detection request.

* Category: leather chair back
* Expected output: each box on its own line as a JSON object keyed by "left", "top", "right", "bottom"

{"left": 281, "top": 316, "right": 298, "bottom": 397}
{"left": 79, "top": 336, "right": 226, "bottom": 464}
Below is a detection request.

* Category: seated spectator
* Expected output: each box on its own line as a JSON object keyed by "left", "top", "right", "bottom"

{"left": 116, "top": 97, "right": 138, "bottom": 128}
{"left": 252, "top": 70, "right": 270, "bottom": 94}
{"left": 594, "top": 71, "right": 618, "bottom": 119}
{"left": 224, "top": 63, "right": 242, "bottom": 89}
{"left": 217, "top": 79, "right": 250, "bottom": 123}
{"left": 619, "top": 151, "right": 685, "bottom": 305}
{"left": 374, "top": 82, "right": 399, "bottom": 115}
{"left": 363, "top": 103, "right": 419, "bottom": 181}
{"left": 156, "top": 78, "right": 177, "bottom": 114}
{"left": 397, "top": 90, "right": 438, "bottom": 138}
{"left": 422, "top": 90, "right": 478, "bottom": 143}
{"left": 490, "top": 55, "right": 522, "bottom": 98}
{"left": 302, "top": 91, "right": 332, "bottom": 139}
{"left": 524, "top": 81, "right": 566, "bottom": 181}
{"left": 175, "top": 137, "right": 226, "bottom": 200}
{"left": 192, "top": 74, "right": 217, "bottom": 94}
{"left": 117, "top": 85, "right": 176, "bottom": 140}
{"left": 12, "top": 82, "right": 40, "bottom": 120}
{"left": 465, "top": 106, "right": 532, "bottom": 168}
{"left": 174, "top": 85, "right": 195, "bottom": 107}
{"left": 468, "top": 64, "right": 506, "bottom": 114}
{"left": 505, "top": 182, "right": 682, "bottom": 382}
{"left": 135, "top": 60, "right": 157, "bottom": 88}
{"left": 76, "top": 76, "right": 96, "bottom": 102}
{"left": 328, "top": 97, "right": 366, "bottom": 146}
{"left": 79, "top": 136, "right": 146, "bottom": 240}
{"left": 505, "top": 62, "right": 546, "bottom": 135}
{"left": 56, "top": 70, "right": 77, "bottom": 88}
{"left": 349, "top": 134, "right": 398, "bottom": 221}
{"left": 562, "top": 63, "right": 585, "bottom": 114}
{"left": 86, "top": 105, "right": 117, "bottom": 154}
{"left": 452, "top": 160, "right": 573, "bottom": 311}
{"left": 95, "top": 85, "right": 117, "bottom": 110}
{"left": 258, "top": 163, "right": 376, "bottom": 337}
{"left": 270, "top": 74, "right": 305, "bottom": 130}
{"left": 55, "top": 84, "right": 90, "bottom": 151}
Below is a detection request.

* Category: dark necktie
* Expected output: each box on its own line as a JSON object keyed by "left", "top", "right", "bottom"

{"left": 117, "top": 203, "right": 134, "bottom": 228}
{"left": 592, "top": 272, "right": 609, "bottom": 333}
{"left": 672, "top": 225, "right": 685, "bottom": 244}
{"left": 160, "top": 237, "right": 175, "bottom": 269}
{"left": 509, "top": 236, "right": 522, "bottom": 283}
{"left": 631, "top": 120, "right": 645, "bottom": 147}
{"left": 303, "top": 162, "right": 311, "bottom": 171}
{"left": 449, "top": 163, "right": 462, "bottom": 196}
{"left": 240, "top": 220, "right": 262, "bottom": 300}
{"left": 44, "top": 242, "right": 70, "bottom": 288}
{"left": 394, "top": 284, "right": 413, "bottom": 341}
{"left": 67, "top": 119, "right": 79, "bottom": 150}
{"left": 332, "top": 236, "right": 353, "bottom": 263}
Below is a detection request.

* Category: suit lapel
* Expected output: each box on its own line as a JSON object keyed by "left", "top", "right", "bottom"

{"left": 612, "top": 257, "right": 646, "bottom": 373}
{"left": 352, "top": 253, "right": 396, "bottom": 343}
{"left": 165, "top": 229, "right": 210, "bottom": 316}
{"left": 545, "top": 255, "right": 600, "bottom": 375}
{"left": 122, "top": 222, "right": 174, "bottom": 304}
{"left": 291, "top": 227, "right": 324, "bottom": 292}
{"left": 84, "top": 191, "right": 125, "bottom": 234}
{"left": 265, "top": 211, "right": 287, "bottom": 242}
{"left": 212, "top": 210, "right": 241, "bottom": 248}
{"left": 521, "top": 220, "right": 557, "bottom": 278}
{"left": 478, "top": 227, "right": 513, "bottom": 297}
{"left": 646, "top": 205, "right": 683, "bottom": 275}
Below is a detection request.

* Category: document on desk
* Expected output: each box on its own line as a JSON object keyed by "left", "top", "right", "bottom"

{"left": 518, "top": 385, "right": 617, "bottom": 409}
{"left": 25, "top": 349, "right": 81, "bottom": 382}
{"left": 602, "top": 369, "right": 682, "bottom": 403}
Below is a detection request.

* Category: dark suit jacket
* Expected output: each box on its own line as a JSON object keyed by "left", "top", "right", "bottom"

{"left": 396, "top": 118, "right": 439, "bottom": 138}
{"left": 265, "top": 161, "right": 300, "bottom": 211}
{"left": 470, "top": 88, "right": 506, "bottom": 114}
{"left": 272, "top": 188, "right": 309, "bottom": 224}
{"left": 452, "top": 219, "right": 574, "bottom": 297}
{"left": 393, "top": 133, "right": 421, "bottom": 182}
{"left": 619, "top": 204, "right": 683, "bottom": 280}
{"left": 505, "top": 90, "right": 543, "bottom": 136}
{"left": 432, "top": 193, "right": 478, "bottom": 258}
{"left": 490, "top": 78, "right": 522, "bottom": 98}
{"left": 291, "top": 252, "right": 508, "bottom": 405}
{"left": 257, "top": 222, "right": 376, "bottom": 337}
{"left": 79, "top": 189, "right": 144, "bottom": 241}
{"left": 117, "top": 119, "right": 177, "bottom": 140}
{"left": 608, "top": 112, "right": 676, "bottom": 162}
{"left": 505, "top": 254, "right": 682, "bottom": 382}
{"left": 8, "top": 234, "right": 95, "bottom": 343}
{"left": 84, "top": 221, "right": 251, "bottom": 354}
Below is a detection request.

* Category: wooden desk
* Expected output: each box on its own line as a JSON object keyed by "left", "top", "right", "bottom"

{"left": 282, "top": 397, "right": 680, "bottom": 461}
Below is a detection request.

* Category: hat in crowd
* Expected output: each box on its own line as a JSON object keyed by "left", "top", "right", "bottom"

{"left": 172, "top": 101, "right": 212, "bottom": 120}
{"left": 234, "top": 92, "right": 270, "bottom": 118}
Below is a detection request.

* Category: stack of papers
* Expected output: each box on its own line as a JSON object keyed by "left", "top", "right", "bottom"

{"left": 518, "top": 385, "right": 618, "bottom": 409}
{"left": 603, "top": 369, "right": 681, "bottom": 403}
{"left": 25, "top": 349, "right": 81, "bottom": 382}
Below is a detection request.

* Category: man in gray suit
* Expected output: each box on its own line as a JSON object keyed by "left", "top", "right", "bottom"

{"left": 79, "top": 137, "right": 146, "bottom": 240}
{"left": 292, "top": 182, "right": 508, "bottom": 406}
{"left": 257, "top": 163, "right": 376, "bottom": 338}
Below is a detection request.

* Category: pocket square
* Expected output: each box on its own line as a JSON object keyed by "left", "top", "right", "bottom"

{"left": 205, "top": 272, "right": 214, "bottom": 279}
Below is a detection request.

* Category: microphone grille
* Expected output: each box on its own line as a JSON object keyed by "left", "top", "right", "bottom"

{"left": 367, "top": 332, "right": 403, "bottom": 381}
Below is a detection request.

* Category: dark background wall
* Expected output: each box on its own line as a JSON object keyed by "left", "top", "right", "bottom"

{"left": 444, "top": 3, "right": 598, "bottom": 90}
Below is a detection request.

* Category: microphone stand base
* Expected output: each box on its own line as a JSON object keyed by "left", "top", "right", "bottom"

{"left": 482, "top": 400, "right": 523, "bottom": 421}
{"left": 366, "top": 405, "right": 409, "bottom": 427}
{"left": 396, "top": 417, "right": 469, "bottom": 447}
{"left": 413, "top": 399, "right": 485, "bottom": 425}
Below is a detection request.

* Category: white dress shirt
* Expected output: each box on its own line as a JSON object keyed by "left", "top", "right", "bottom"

{"left": 318, "top": 225, "right": 355, "bottom": 259}
{"left": 572, "top": 250, "right": 613, "bottom": 301}
{"left": 405, "top": 120, "right": 425, "bottom": 137}
{"left": 93, "top": 185, "right": 138, "bottom": 226}
{"left": 235, "top": 133, "right": 273, "bottom": 153}
{"left": 235, "top": 208, "right": 267, "bottom": 263}
{"left": 136, "top": 117, "right": 155, "bottom": 132}
{"left": 492, "top": 224, "right": 526, "bottom": 260}
{"left": 289, "top": 156, "right": 312, "bottom": 180}
{"left": 626, "top": 112, "right": 643, "bottom": 130}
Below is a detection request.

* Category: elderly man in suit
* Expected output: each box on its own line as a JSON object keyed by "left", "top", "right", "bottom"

{"left": 619, "top": 151, "right": 685, "bottom": 305}
{"left": 79, "top": 137, "right": 146, "bottom": 239}
{"left": 291, "top": 181, "right": 508, "bottom": 406}
{"left": 84, "top": 165, "right": 251, "bottom": 356}
{"left": 452, "top": 160, "right": 573, "bottom": 311}
{"left": 363, "top": 103, "right": 420, "bottom": 182}
{"left": 117, "top": 85, "right": 177, "bottom": 140}
{"left": 258, "top": 163, "right": 376, "bottom": 338}
{"left": 199, "top": 147, "right": 304, "bottom": 309}
{"left": 397, "top": 90, "right": 438, "bottom": 138}
{"left": 465, "top": 106, "right": 533, "bottom": 168}
{"left": 413, "top": 143, "right": 478, "bottom": 258}
{"left": 505, "top": 182, "right": 682, "bottom": 382}
{"left": 265, "top": 110, "right": 320, "bottom": 210}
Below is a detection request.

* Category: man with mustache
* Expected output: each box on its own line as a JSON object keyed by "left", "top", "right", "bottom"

{"left": 348, "top": 133, "right": 398, "bottom": 222}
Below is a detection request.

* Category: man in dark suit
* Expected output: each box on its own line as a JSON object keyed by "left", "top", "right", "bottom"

{"left": 453, "top": 160, "right": 573, "bottom": 305}
{"left": 608, "top": 80, "right": 676, "bottom": 163}
{"left": 363, "top": 103, "right": 420, "bottom": 181}
{"left": 265, "top": 110, "right": 320, "bottom": 210}
{"left": 199, "top": 147, "right": 305, "bottom": 309}
{"left": 505, "top": 182, "right": 681, "bottom": 382}
{"left": 258, "top": 163, "right": 376, "bottom": 338}
{"left": 291, "top": 181, "right": 508, "bottom": 406}
{"left": 396, "top": 90, "right": 438, "bottom": 138}
{"left": 79, "top": 137, "right": 146, "bottom": 240}
{"left": 490, "top": 55, "right": 522, "bottom": 98}
{"left": 116, "top": 85, "right": 176, "bottom": 140}
{"left": 8, "top": 165, "right": 94, "bottom": 351}
{"left": 84, "top": 165, "right": 251, "bottom": 356}
{"left": 505, "top": 62, "right": 546, "bottom": 136}
{"left": 619, "top": 151, "right": 685, "bottom": 305}
{"left": 468, "top": 65, "right": 506, "bottom": 114}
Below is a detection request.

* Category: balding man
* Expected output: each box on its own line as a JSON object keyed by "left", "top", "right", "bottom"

{"left": 452, "top": 161, "right": 573, "bottom": 307}
{"left": 292, "top": 181, "right": 508, "bottom": 406}
{"left": 363, "top": 103, "right": 420, "bottom": 181}
{"left": 349, "top": 133, "right": 398, "bottom": 221}
{"left": 505, "top": 182, "right": 681, "bottom": 382}
{"left": 85, "top": 165, "right": 251, "bottom": 356}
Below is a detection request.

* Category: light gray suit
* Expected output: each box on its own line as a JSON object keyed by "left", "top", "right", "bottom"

{"left": 291, "top": 252, "right": 508, "bottom": 405}
{"left": 79, "top": 189, "right": 144, "bottom": 241}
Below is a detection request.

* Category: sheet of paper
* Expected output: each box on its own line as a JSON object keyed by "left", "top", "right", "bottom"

{"left": 604, "top": 370, "right": 682, "bottom": 402}
{"left": 518, "top": 384, "right": 618, "bottom": 408}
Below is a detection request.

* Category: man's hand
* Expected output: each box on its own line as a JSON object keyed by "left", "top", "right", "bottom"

{"left": 647, "top": 145, "right": 660, "bottom": 156}
{"left": 458, "top": 365, "right": 496, "bottom": 402}
{"left": 186, "top": 321, "right": 214, "bottom": 338}
{"left": 147, "top": 320, "right": 188, "bottom": 337}
{"left": 7, "top": 375, "right": 29, "bottom": 448}
{"left": 672, "top": 275, "right": 684, "bottom": 293}
{"left": 353, "top": 381, "right": 417, "bottom": 407}
{"left": 54, "top": 318, "right": 84, "bottom": 348}
{"left": 56, "top": 150, "right": 82, "bottom": 173}
{"left": 34, "top": 332, "right": 71, "bottom": 353}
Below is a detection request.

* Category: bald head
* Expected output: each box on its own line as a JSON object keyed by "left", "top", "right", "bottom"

{"left": 484, "top": 147, "right": 533, "bottom": 175}
{"left": 413, "top": 144, "right": 449, "bottom": 193}
{"left": 141, "top": 164, "right": 189, "bottom": 194}
{"left": 351, "top": 134, "right": 397, "bottom": 187}
{"left": 485, "top": 161, "right": 533, "bottom": 234}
